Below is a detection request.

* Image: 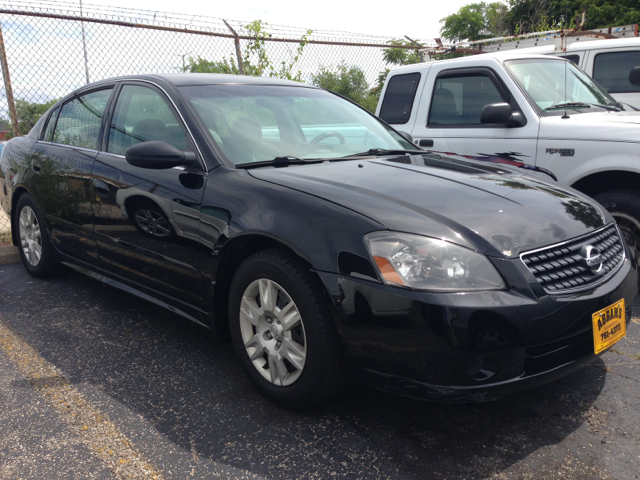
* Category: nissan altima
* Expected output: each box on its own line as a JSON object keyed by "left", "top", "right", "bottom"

{"left": 0, "top": 74, "right": 636, "bottom": 408}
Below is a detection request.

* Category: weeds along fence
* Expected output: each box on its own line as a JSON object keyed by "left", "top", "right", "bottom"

{"left": 0, "top": 0, "right": 430, "bottom": 241}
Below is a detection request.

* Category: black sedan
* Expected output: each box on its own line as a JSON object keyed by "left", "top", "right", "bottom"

{"left": 0, "top": 74, "right": 636, "bottom": 408}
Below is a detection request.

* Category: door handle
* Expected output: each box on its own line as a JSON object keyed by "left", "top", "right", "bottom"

{"left": 92, "top": 178, "right": 110, "bottom": 196}
{"left": 419, "top": 139, "right": 434, "bottom": 147}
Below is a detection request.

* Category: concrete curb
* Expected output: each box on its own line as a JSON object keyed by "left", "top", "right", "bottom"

{"left": 0, "top": 245, "right": 20, "bottom": 266}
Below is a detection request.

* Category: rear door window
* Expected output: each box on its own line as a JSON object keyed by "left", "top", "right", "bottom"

{"left": 53, "top": 89, "right": 113, "bottom": 149}
{"left": 379, "top": 72, "right": 421, "bottom": 124}
{"left": 42, "top": 105, "right": 60, "bottom": 142}
{"left": 593, "top": 51, "right": 640, "bottom": 93}
{"left": 428, "top": 74, "right": 504, "bottom": 125}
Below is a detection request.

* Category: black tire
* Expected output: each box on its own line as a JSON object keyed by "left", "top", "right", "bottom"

{"left": 14, "top": 193, "right": 63, "bottom": 278}
{"left": 228, "top": 249, "right": 348, "bottom": 409}
{"left": 593, "top": 190, "right": 640, "bottom": 259}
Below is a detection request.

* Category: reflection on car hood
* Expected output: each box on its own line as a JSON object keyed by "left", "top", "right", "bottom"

{"left": 248, "top": 154, "right": 610, "bottom": 258}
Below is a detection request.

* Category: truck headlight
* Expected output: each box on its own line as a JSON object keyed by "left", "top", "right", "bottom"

{"left": 365, "top": 232, "right": 506, "bottom": 292}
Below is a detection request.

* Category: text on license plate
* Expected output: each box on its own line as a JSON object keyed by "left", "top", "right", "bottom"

{"left": 592, "top": 299, "right": 626, "bottom": 355}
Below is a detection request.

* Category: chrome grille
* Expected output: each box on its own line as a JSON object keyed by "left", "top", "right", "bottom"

{"left": 521, "top": 225, "right": 625, "bottom": 294}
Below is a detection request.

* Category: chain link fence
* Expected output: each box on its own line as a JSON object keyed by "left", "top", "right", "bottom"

{"left": 0, "top": 0, "right": 439, "bottom": 243}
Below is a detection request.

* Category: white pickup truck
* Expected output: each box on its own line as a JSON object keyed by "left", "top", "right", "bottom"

{"left": 376, "top": 51, "right": 640, "bottom": 255}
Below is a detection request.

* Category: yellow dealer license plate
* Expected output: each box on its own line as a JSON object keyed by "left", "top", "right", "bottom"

{"left": 592, "top": 299, "right": 626, "bottom": 355}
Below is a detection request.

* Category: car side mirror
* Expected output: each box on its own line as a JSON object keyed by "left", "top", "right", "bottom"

{"left": 630, "top": 66, "right": 640, "bottom": 86}
{"left": 125, "top": 141, "right": 196, "bottom": 169}
{"left": 480, "top": 102, "right": 524, "bottom": 127}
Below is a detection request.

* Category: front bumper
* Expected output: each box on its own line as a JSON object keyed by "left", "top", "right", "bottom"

{"left": 316, "top": 253, "right": 637, "bottom": 402}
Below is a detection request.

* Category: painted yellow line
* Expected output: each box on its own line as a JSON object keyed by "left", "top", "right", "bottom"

{"left": 0, "top": 318, "right": 164, "bottom": 480}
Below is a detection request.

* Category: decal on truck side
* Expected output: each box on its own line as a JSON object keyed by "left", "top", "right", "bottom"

{"left": 427, "top": 150, "right": 558, "bottom": 181}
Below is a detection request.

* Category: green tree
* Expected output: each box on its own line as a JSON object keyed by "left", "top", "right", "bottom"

{"left": 1, "top": 98, "right": 57, "bottom": 139}
{"left": 440, "top": 2, "right": 509, "bottom": 42}
{"left": 311, "top": 62, "right": 378, "bottom": 112}
{"left": 506, "top": 0, "right": 640, "bottom": 34}
{"left": 184, "top": 20, "right": 312, "bottom": 81}
{"left": 383, "top": 39, "right": 421, "bottom": 66}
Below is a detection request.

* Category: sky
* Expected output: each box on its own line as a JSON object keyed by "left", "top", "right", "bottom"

{"left": 93, "top": 0, "right": 477, "bottom": 41}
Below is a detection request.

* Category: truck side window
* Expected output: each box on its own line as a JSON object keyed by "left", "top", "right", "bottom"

{"left": 564, "top": 54, "right": 580, "bottom": 66}
{"left": 593, "top": 51, "right": 640, "bottom": 94}
{"left": 379, "top": 73, "right": 421, "bottom": 124}
{"left": 429, "top": 74, "right": 504, "bottom": 126}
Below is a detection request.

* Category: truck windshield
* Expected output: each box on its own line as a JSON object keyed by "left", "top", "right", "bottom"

{"left": 505, "top": 58, "right": 621, "bottom": 113}
{"left": 179, "top": 84, "right": 414, "bottom": 165}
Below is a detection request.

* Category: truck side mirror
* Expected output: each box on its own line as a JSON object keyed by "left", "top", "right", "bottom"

{"left": 630, "top": 66, "right": 640, "bottom": 86}
{"left": 480, "top": 102, "right": 525, "bottom": 127}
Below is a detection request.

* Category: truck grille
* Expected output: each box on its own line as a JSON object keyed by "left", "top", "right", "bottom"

{"left": 521, "top": 224, "right": 625, "bottom": 294}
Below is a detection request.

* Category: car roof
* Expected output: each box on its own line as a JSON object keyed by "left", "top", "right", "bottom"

{"left": 89, "top": 73, "right": 313, "bottom": 88}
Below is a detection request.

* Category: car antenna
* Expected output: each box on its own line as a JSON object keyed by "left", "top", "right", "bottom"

{"left": 562, "top": 0, "right": 570, "bottom": 119}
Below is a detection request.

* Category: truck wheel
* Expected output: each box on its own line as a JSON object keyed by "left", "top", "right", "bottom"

{"left": 228, "top": 249, "right": 348, "bottom": 409}
{"left": 593, "top": 190, "right": 640, "bottom": 259}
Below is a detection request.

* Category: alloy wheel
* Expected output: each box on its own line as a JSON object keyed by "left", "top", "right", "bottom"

{"left": 238, "top": 278, "right": 307, "bottom": 386}
{"left": 19, "top": 205, "right": 42, "bottom": 267}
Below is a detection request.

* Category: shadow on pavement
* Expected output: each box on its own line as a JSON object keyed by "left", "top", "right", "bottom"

{"left": 0, "top": 265, "right": 607, "bottom": 479}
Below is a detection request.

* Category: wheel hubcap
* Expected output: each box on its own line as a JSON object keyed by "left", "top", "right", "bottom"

{"left": 134, "top": 208, "right": 170, "bottom": 237}
{"left": 239, "top": 278, "right": 307, "bottom": 386}
{"left": 18, "top": 206, "right": 42, "bottom": 267}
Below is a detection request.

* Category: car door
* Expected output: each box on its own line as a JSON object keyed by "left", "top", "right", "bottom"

{"left": 91, "top": 82, "right": 209, "bottom": 308}
{"left": 30, "top": 87, "right": 114, "bottom": 263}
{"left": 410, "top": 64, "right": 539, "bottom": 172}
{"left": 585, "top": 48, "right": 640, "bottom": 109}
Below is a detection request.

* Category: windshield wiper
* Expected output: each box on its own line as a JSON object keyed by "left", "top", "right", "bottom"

{"left": 545, "top": 102, "right": 621, "bottom": 112}
{"left": 342, "top": 148, "right": 425, "bottom": 158}
{"left": 235, "top": 156, "right": 318, "bottom": 169}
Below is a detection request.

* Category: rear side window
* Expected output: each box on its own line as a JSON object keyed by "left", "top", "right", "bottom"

{"left": 42, "top": 105, "right": 60, "bottom": 142}
{"left": 379, "top": 73, "right": 421, "bottom": 124}
{"left": 428, "top": 74, "right": 504, "bottom": 125}
{"left": 565, "top": 54, "right": 580, "bottom": 66}
{"left": 593, "top": 51, "right": 640, "bottom": 94}
{"left": 53, "top": 89, "right": 113, "bottom": 149}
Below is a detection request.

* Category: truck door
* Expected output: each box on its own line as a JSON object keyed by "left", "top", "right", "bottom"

{"left": 409, "top": 64, "right": 540, "bottom": 176}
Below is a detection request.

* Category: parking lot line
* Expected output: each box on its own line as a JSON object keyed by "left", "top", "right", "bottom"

{"left": 0, "top": 317, "right": 165, "bottom": 480}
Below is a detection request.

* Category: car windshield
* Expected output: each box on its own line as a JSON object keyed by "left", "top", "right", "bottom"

{"left": 505, "top": 58, "right": 620, "bottom": 113}
{"left": 179, "top": 84, "right": 414, "bottom": 165}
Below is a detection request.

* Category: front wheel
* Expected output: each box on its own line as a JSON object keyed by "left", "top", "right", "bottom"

{"left": 593, "top": 190, "right": 640, "bottom": 260}
{"left": 228, "top": 249, "right": 347, "bottom": 409}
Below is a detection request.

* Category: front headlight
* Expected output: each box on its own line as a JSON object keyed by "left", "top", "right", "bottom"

{"left": 365, "top": 232, "right": 506, "bottom": 292}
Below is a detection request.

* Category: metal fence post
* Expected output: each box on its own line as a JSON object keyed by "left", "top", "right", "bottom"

{"left": 223, "top": 20, "right": 244, "bottom": 75}
{"left": 0, "top": 22, "right": 20, "bottom": 137}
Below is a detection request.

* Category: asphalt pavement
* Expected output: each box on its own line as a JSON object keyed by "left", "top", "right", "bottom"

{"left": 1, "top": 262, "right": 639, "bottom": 480}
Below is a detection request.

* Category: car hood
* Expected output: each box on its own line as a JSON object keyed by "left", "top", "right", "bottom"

{"left": 540, "top": 110, "right": 640, "bottom": 143}
{"left": 248, "top": 154, "right": 611, "bottom": 258}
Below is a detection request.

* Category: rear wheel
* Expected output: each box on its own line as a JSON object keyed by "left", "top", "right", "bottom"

{"left": 15, "top": 193, "right": 63, "bottom": 278}
{"left": 228, "top": 249, "right": 347, "bottom": 409}
{"left": 593, "top": 190, "right": 640, "bottom": 260}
